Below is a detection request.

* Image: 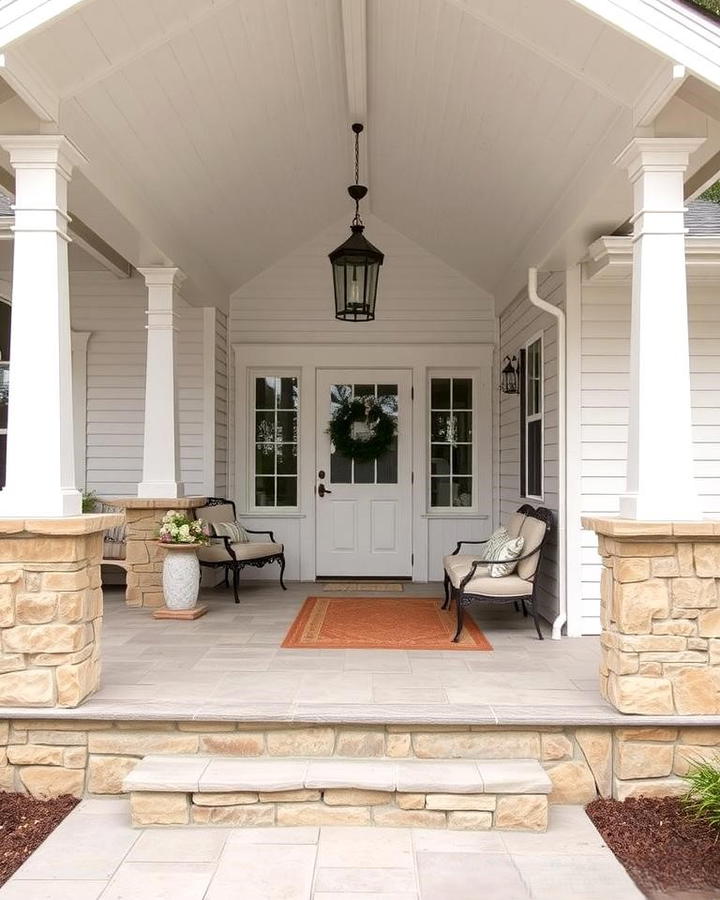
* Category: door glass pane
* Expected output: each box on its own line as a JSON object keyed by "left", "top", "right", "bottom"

{"left": 431, "top": 477, "right": 451, "bottom": 508}
{"left": 430, "top": 376, "right": 474, "bottom": 507}
{"left": 276, "top": 411, "right": 297, "bottom": 443}
{"left": 276, "top": 444, "right": 297, "bottom": 475}
{"left": 431, "top": 378, "right": 451, "bottom": 410}
{"left": 354, "top": 383, "right": 374, "bottom": 399}
{"left": 430, "top": 444, "right": 450, "bottom": 475}
{"left": 453, "top": 378, "right": 472, "bottom": 410}
{"left": 255, "top": 476, "right": 275, "bottom": 506}
{"left": 331, "top": 449, "right": 352, "bottom": 483}
{"left": 453, "top": 477, "right": 473, "bottom": 507}
{"left": 256, "top": 377, "right": 277, "bottom": 410}
{"left": 279, "top": 377, "right": 298, "bottom": 410}
{"left": 376, "top": 437, "right": 398, "bottom": 484}
{"left": 276, "top": 477, "right": 297, "bottom": 507}
{"left": 452, "top": 444, "right": 472, "bottom": 475}
{"left": 255, "top": 443, "right": 275, "bottom": 475}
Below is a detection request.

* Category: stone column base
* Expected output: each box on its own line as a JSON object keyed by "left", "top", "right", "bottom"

{"left": 104, "top": 498, "right": 207, "bottom": 608}
{"left": 583, "top": 517, "right": 720, "bottom": 715}
{"left": 0, "top": 513, "right": 123, "bottom": 707}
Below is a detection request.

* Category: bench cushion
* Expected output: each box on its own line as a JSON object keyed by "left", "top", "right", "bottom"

{"left": 197, "top": 541, "right": 283, "bottom": 564}
{"left": 453, "top": 573, "right": 534, "bottom": 597}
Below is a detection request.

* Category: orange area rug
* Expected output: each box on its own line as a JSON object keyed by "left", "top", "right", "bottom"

{"left": 281, "top": 596, "right": 492, "bottom": 651}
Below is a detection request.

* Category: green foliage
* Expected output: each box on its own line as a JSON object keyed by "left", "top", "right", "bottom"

{"left": 682, "top": 757, "right": 720, "bottom": 828}
{"left": 689, "top": 0, "right": 720, "bottom": 16}
{"left": 81, "top": 490, "right": 97, "bottom": 514}
{"left": 701, "top": 181, "right": 720, "bottom": 203}
{"left": 327, "top": 396, "right": 397, "bottom": 463}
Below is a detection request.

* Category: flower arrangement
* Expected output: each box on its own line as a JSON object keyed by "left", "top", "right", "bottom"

{"left": 158, "top": 510, "right": 209, "bottom": 545}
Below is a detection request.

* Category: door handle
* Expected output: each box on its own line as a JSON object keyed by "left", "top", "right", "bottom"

{"left": 317, "top": 483, "right": 332, "bottom": 497}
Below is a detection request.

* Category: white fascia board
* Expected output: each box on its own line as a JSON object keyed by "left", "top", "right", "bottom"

{"left": 583, "top": 233, "right": 720, "bottom": 282}
{"left": 0, "top": 0, "right": 89, "bottom": 49}
{"left": 568, "top": 0, "right": 720, "bottom": 91}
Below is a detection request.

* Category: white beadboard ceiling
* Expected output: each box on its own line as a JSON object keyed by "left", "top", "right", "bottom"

{"left": 2, "top": 0, "right": 677, "bottom": 302}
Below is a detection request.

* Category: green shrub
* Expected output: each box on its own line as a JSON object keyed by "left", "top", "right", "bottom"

{"left": 682, "top": 757, "right": 720, "bottom": 828}
{"left": 81, "top": 490, "right": 97, "bottom": 514}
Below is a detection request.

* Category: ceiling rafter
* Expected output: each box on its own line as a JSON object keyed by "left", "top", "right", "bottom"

{"left": 341, "top": 0, "right": 367, "bottom": 123}
{"left": 0, "top": 48, "right": 58, "bottom": 120}
{"left": 58, "top": 0, "right": 238, "bottom": 99}
{"left": 445, "top": 0, "right": 633, "bottom": 108}
{"left": 633, "top": 61, "right": 686, "bottom": 126}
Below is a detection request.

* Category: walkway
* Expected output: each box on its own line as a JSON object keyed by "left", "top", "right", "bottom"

{"left": 0, "top": 797, "right": 642, "bottom": 899}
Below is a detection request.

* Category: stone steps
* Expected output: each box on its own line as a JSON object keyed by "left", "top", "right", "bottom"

{"left": 124, "top": 755, "right": 552, "bottom": 832}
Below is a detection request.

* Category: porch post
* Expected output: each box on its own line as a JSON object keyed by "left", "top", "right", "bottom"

{"left": 0, "top": 135, "right": 86, "bottom": 517}
{"left": 137, "top": 267, "right": 184, "bottom": 499}
{"left": 614, "top": 137, "right": 704, "bottom": 521}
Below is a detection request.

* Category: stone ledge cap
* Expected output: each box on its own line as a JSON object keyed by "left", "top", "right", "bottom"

{"left": 582, "top": 516, "right": 720, "bottom": 539}
{"left": 0, "top": 513, "right": 124, "bottom": 536}
{"left": 103, "top": 497, "right": 208, "bottom": 510}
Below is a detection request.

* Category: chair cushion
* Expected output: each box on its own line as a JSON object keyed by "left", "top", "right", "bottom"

{"left": 506, "top": 511, "right": 527, "bottom": 540}
{"left": 516, "top": 516, "right": 548, "bottom": 580}
{"left": 197, "top": 541, "right": 282, "bottom": 563}
{"left": 456, "top": 573, "right": 534, "bottom": 598}
{"left": 448, "top": 560, "right": 490, "bottom": 589}
{"left": 487, "top": 535, "right": 524, "bottom": 578}
{"left": 210, "top": 521, "right": 249, "bottom": 543}
{"left": 444, "top": 554, "right": 489, "bottom": 582}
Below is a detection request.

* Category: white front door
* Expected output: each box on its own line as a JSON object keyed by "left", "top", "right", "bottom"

{"left": 315, "top": 369, "right": 412, "bottom": 578}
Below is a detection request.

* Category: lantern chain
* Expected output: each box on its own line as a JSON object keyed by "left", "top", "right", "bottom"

{"left": 352, "top": 127, "right": 363, "bottom": 227}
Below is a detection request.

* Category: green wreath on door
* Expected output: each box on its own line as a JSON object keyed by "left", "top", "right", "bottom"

{"left": 327, "top": 396, "right": 397, "bottom": 463}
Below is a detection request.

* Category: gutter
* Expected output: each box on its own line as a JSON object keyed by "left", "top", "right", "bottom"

{"left": 527, "top": 268, "right": 567, "bottom": 641}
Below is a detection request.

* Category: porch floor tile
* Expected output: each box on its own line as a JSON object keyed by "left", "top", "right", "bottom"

{"left": 0, "top": 799, "right": 643, "bottom": 899}
{"left": 73, "top": 580, "right": 609, "bottom": 722}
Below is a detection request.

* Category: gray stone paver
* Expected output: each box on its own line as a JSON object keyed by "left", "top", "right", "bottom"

{"left": 0, "top": 798, "right": 643, "bottom": 899}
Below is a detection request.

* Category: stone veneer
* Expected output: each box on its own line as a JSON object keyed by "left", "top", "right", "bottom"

{"left": 0, "top": 719, "right": 709, "bottom": 805}
{"left": 104, "top": 498, "right": 207, "bottom": 608}
{"left": 583, "top": 517, "right": 720, "bottom": 716}
{"left": 0, "top": 514, "right": 123, "bottom": 708}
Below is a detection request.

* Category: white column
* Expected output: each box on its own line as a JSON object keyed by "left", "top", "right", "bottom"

{"left": 615, "top": 137, "right": 704, "bottom": 521}
{"left": 137, "top": 267, "right": 184, "bottom": 499}
{"left": 0, "top": 135, "right": 86, "bottom": 517}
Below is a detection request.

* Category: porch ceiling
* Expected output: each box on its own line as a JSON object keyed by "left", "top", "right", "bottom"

{"left": 0, "top": 0, "right": 711, "bottom": 306}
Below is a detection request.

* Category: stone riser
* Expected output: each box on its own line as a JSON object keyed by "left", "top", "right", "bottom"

{"left": 0, "top": 719, "right": 713, "bottom": 804}
{"left": 130, "top": 789, "right": 548, "bottom": 832}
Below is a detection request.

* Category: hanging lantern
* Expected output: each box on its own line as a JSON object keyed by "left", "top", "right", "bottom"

{"left": 329, "top": 123, "right": 384, "bottom": 322}
{"left": 500, "top": 356, "right": 520, "bottom": 394}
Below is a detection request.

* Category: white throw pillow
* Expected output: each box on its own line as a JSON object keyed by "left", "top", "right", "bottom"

{"left": 482, "top": 528, "right": 509, "bottom": 562}
{"left": 488, "top": 535, "right": 525, "bottom": 578}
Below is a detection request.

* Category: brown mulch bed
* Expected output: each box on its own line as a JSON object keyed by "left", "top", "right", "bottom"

{"left": 587, "top": 797, "right": 720, "bottom": 897}
{"left": 0, "top": 792, "right": 78, "bottom": 887}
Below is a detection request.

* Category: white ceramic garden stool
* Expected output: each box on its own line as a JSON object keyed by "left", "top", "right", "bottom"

{"left": 154, "top": 543, "right": 208, "bottom": 620}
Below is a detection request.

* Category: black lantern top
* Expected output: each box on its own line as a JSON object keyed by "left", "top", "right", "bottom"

{"left": 329, "top": 123, "right": 384, "bottom": 322}
{"left": 501, "top": 355, "right": 520, "bottom": 394}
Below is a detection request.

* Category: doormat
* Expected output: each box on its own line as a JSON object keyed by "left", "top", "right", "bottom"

{"left": 281, "top": 597, "right": 492, "bottom": 651}
{"left": 322, "top": 582, "right": 404, "bottom": 592}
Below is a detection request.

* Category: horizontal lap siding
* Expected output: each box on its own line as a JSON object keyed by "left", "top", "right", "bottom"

{"left": 71, "top": 272, "right": 146, "bottom": 497}
{"left": 69, "top": 270, "right": 212, "bottom": 498}
{"left": 498, "top": 272, "right": 564, "bottom": 625}
{"left": 215, "top": 310, "right": 228, "bottom": 498}
{"left": 229, "top": 215, "right": 496, "bottom": 345}
{"left": 580, "top": 283, "right": 720, "bottom": 632}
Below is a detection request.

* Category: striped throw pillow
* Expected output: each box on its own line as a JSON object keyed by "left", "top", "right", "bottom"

{"left": 210, "top": 521, "right": 250, "bottom": 544}
{"left": 488, "top": 536, "right": 525, "bottom": 578}
{"left": 482, "top": 528, "right": 509, "bottom": 562}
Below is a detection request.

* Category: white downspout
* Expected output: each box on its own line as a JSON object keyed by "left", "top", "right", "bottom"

{"left": 527, "top": 268, "right": 566, "bottom": 640}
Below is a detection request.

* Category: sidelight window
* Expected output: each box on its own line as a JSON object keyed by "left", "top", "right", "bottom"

{"left": 429, "top": 376, "right": 473, "bottom": 508}
{"left": 253, "top": 375, "right": 298, "bottom": 507}
{"left": 521, "top": 335, "right": 543, "bottom": 500}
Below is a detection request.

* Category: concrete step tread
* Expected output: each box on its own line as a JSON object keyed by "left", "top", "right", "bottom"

{"left": 123, "top": 755, "right": 551, "bottom": 795}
